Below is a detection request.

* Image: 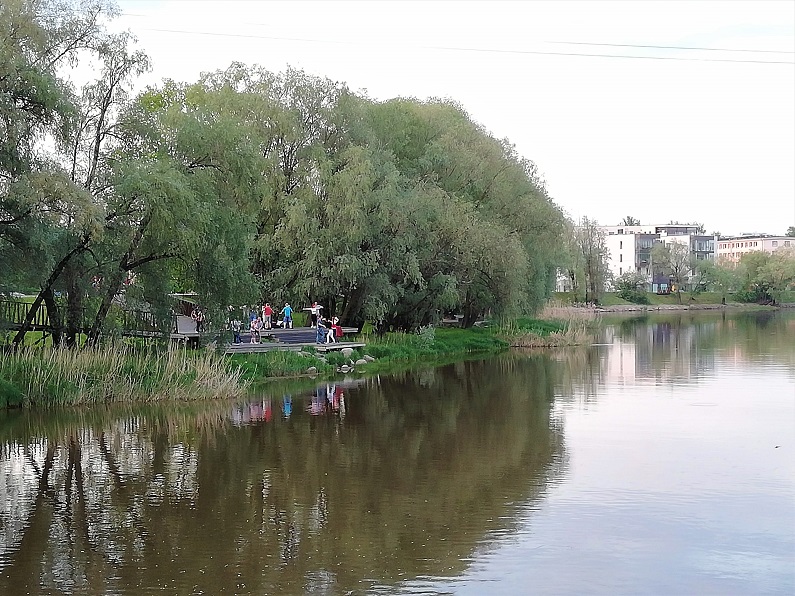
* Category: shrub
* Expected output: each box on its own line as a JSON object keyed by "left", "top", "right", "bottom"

{"left": 614, "top": 272, "right": 650, "bottom": 304}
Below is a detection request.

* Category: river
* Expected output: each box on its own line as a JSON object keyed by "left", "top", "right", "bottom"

{"left": 1, "top": 310, "right": 793, "bottom": 594}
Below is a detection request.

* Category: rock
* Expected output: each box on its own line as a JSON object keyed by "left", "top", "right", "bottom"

{"left": 341, "top": 348, "right": 354, "bottom": 358}
{"left": 306, "top": 366, "right": 318, "bottom": 375}
{"left": 355, "top": 358, "right": 368, "bottom": 366}
{"left": 337, "top": 364, "right": 353, "bottom": 373}
{"left": 363, "top": 355, "right": 375, "bottom": 362}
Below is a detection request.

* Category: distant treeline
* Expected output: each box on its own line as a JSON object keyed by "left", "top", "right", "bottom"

{"left": 1, "top": 0, "right": 566, "bottom": 346}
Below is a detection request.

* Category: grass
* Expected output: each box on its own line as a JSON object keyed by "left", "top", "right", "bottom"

{"left": 556, "top": 291, "right": 795, "bottom": 307}
{"left": 0, "top": 344, "right": 247, "bottom": 407}
{"left": 229, "top": 349, "right": 333, "bottom": 381}
{"left": 492, "top": 314, "right": 593, "bottom": 347}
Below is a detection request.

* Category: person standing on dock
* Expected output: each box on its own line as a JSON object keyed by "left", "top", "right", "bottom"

{"left": 231, "top": 318, "right": 242, "bottom": 344}
{"left": 326, "top": 317, "right": 337, "bottom": 343}
{"left": 309, "top": 302, "right": 322, "bottom": 328}
{"left": 249, "top": 317, "right": 260, "bottom": 344}
{"left": 280, "top": 303, "right": 293, "bottom": 329}
{"left": 316, "top": 316, "right": 327, "bottom": 344}
{"left": 263, "top": 303, "right": 273, "bottom": 329}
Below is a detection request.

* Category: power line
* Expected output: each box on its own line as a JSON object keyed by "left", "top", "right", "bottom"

{"left": 547, "top": 40, "right": 794, "bottom": 54}
{"left": 135, "top": 27, "right": 795, "bottom": 65}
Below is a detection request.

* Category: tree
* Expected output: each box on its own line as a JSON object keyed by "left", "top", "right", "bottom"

{"left": 614, "top": 271, "right": 648, "bottom": 304}
{"left": 786, "top": 226, "right": 795, "bottom": 238}
{"left": 573, "top": 217, "right": 610, "bottom": 304}
{"left": 691, "top": 259, "right": 738, "bottom": 302}
{"left": 651, "top": 241, "right": 692, "bottom": 303}
{"left": 620, "top": 216, "right": 640, "bottom": 226}
{"left": 1, "top": 0, "right": 121, "bottom": 346}
{"left": 734, "top": 249, "right": 795, "bottom": 304}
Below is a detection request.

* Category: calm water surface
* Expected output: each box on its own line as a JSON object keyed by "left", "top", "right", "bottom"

{"left": 1, "top": 311, "right": 793, "bottom": 594}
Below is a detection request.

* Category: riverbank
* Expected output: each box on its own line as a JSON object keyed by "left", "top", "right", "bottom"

{"left": 1, "top": 317, "right": 587, "bottom": 407}
{"left": 544, "top": 302, "right": 787, "bottom": 316}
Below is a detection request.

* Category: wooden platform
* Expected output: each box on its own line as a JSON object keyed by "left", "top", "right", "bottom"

{"left": 224, "top": 341, "right": 366, "bottom": 355}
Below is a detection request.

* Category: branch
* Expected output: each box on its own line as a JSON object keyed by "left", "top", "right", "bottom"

{"left": 125, "top": 252, "right": 179, "bottom": 271}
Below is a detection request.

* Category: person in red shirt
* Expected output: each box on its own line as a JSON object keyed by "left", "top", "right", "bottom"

{"left": 262, "top": 303, "right": 273, "bottom": 329}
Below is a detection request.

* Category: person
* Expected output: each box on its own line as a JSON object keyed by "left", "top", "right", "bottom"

{"left": 263, "top": 303, "right": 273, "bottom": 329}
{"left": 309, "top": 301, "right": 322, "bottom": 328}
{"left": 230, "top": 318, "right": 242, "bottom": 344}
{"left": 192, "top": 307, "right": 205, "bottom": 333}
{"left": 316, "top": 316, "right": 327, "bottom": 344}
{"left": 333, "top": 317, "right": 343, "bottom": 341}
{"left": 326, "top": 316, "right": 337, "bottom": 343}
{"left": 249, "top": 316, "right": 259, "bottom": 344}
{"left": 280, "top": 302, "right": 293, "bottom": 328}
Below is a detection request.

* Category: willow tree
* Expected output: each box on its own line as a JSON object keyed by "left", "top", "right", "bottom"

{"left": 1, "top": 0, "right": 121, "bottom": 346}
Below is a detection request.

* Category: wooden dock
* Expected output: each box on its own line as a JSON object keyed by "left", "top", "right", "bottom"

{"left": 224, "top": 341, "right": 366, "bottom": 355}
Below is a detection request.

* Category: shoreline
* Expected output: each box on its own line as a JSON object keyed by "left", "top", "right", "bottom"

{"left": 548, "top": 302, "right": 791, "bottom": 314}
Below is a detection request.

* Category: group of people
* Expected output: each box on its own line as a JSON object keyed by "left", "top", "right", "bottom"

{"left": 228, "top": 301, "right": 341, "bottom": 344}
{"left": 230, "top": 302, "right": 292, "bottom": 344}
{"left": 315, "top": 315, "right": 343, "bottom": 345}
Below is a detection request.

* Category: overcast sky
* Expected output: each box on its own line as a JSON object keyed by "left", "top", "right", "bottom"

{"left": 111, "top": 0, "right": 795, "bottom": 236}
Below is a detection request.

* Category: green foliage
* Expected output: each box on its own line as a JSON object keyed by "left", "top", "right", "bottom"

{"left": 563, "top": 217, "right": 610, "bottom": 304}
{"left": 733, "top": 249, "right": 795, "bottom": 304}
{"left": 0, "top": 377, "right": 24, "bottom": 408}
{"left": 614, "top": 271, "right": 649, "bottom": 304}
{"left": 3, "top": 7, "right": 569, "bottom": 345}
{"left": 0, "top": 345, "right": 246, "bottom": 406}
{"left": 230, "top": 351, "right": 331, "bottom": 380}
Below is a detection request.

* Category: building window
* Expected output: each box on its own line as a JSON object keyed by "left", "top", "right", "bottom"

{"left": 619, "top": 267, "right": 622, "bottom": 275}
{"left": 619, "top": 254, "right": 623, "bottom": 262}
{"left": 619, "top": 241, "right": 623, "bottom": 249}
{"left": 618, "top": 229, "right": 623, "bottom": 235}
{"left": 772, "top": 241, "right": 778, "bottom": 247}
{"left": 786, "top": 241, "right": 791, "bottom": 247}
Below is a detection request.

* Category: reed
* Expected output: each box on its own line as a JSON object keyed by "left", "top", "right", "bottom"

{"left": 494, "top": 315, "right": 593, "bottom": 347}
{"left": 0, "top": 345, "right": 247, "bottom": 407}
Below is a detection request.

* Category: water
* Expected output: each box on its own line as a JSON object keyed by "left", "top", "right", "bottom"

{"left": 1, "top": 311, "right": 793, "bottom": 594}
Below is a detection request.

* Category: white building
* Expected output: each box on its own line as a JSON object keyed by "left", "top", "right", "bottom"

{"left": 600, "top": 224, "right": 716, "bottom": 290}
{"left": 716, "top": 235, "right": 793, "bottom": 264}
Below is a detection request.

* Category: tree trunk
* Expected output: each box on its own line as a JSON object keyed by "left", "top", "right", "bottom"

{"left": 12, "top": 236, "right": 89, "bottom": 347}
{"left": 87, "top": 213, "right": 150, "bottom": 345}
{"left": 42, "top": 287, "right": 63, "bottom": 347}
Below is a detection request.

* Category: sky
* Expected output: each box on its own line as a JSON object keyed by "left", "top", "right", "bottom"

{"left": 109, "top": 0, "right": 795, "bottom": 236}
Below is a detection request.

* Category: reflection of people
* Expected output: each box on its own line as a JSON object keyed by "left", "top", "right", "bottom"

{"left": 282, "top": 395, "right": 292, "bottom": 417}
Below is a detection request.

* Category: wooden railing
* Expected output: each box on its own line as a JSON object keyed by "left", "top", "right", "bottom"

{"left": 0, "top": 300, "right": 176, "bottom": 337}
{"left": 0, "top": 299, "right": 54, "bottom": 331}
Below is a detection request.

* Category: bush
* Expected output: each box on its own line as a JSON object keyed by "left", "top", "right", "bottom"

{"left": 614, "top": 272, "right": 650, "bottom": 304}
{"left": 0, "top": 377, "right": 24, "bottom": 408}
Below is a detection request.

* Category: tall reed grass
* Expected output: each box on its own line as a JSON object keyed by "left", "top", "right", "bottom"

{"left": 0, "top": 345, "right": 247, "bottom": 407}
{"left": 495, "top": 314, "right": 593, "bottom": 347}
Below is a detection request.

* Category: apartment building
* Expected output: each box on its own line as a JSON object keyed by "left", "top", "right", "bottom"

{"left": 601, "top": 224, "right": 716, "bottom": 287}
{"left": 716, "top": 235, "right": 793, "bottom": 264}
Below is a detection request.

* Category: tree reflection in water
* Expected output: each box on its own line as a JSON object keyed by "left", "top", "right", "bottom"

{"left": 0, "top": 356, "right": 564, "bottom": 594}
